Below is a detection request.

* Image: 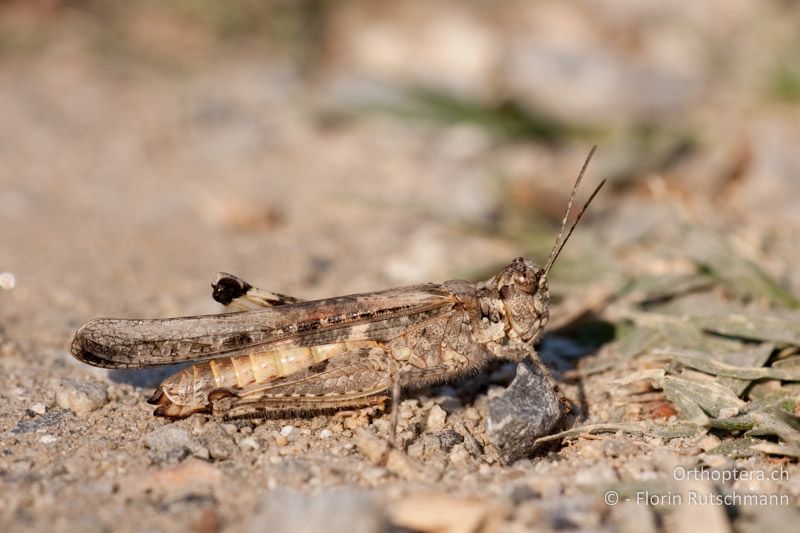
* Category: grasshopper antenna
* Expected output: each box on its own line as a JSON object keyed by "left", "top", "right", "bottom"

{"left": 543, "top": 146, "right": 606, "bottom": 276}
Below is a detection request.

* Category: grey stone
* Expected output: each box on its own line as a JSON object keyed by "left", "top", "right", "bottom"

{"left": 486, "top": 360, "right": 567, "bottom": 464}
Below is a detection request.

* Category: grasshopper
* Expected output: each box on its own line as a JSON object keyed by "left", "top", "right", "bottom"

{"left": 70, "top": 149, "right": 604, "bottom": 434}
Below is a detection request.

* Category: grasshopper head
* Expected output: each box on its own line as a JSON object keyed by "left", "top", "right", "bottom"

{"left": 490, "top": 147, "right": 606, "bottom": 349}
{"left": 495, "top": 257, "right": 550, "bottom": 343}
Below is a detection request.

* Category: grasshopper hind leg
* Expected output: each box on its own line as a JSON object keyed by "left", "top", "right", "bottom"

{"left": 212, "top": 272, "right": 303, "bottom": 311}
{"left": 210, "top": 391, "right": 390, "bottom": 419}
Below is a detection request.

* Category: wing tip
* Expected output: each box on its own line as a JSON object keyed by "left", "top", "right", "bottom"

{"left": 69, "top": 320, "right": 126, "bottom": 368}
{"left": 69, "top": 335, "right": 112, "bottom": 368}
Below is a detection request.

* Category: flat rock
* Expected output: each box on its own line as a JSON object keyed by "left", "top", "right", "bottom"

{"left": 486, "top": 360, "right": 567, "bottom": 464}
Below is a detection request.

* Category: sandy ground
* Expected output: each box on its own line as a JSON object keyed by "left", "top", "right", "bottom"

{"left": 2, "top": 3, "right": 800, "bottom": 532}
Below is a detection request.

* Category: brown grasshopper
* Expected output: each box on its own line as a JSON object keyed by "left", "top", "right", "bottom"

{"left": 70, "top": 149, "right": 604, "bottom": 433}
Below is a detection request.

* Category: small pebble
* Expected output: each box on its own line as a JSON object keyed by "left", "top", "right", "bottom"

{"left": 275, "top": 435, "right": 289, "bottom": 447}
{"left": 40, "top": 435, "right": 57, "bottom": 445}
{"left": 463, "top": 407, "right": 481, "bottom": 423}
{"left": 449, "top": 444, "right": 471, "bottom": 465}
{"left": 356, "top": 428, "right": 391, "bottom": 465}
{"left": 355, "top": 428, "right": 440, "bottom": 482}
{"left": 698, "top": 434, "right": 721, "bottom": 451}
{"left": 453, "top": 422, "right": 483, "bottom": 457}
{"left": 28, "top": 402, "right": 47, "bottom": 416}
{"left": 201, "top": 422, "right": 237, "bottom": 460}
{"left": 319, "top": 428, "right": 333, "bottom": 439}
{"left": 371, "top": 419, "right": 391, "bottom": 434}
{"left": 399, "top": 399, "right": 419, "bottom": 420}
{"left": 406, "top": 440, "right": 425, "bottom": 458}
{"left": 434, "top": 429, "right": 464, "bottom": 452}
{"left": 239, "top": 437, "right": 260, "bottom": 451}
{"left": 55, "top": 379, "right": 108, "bottom": 415}
{"left": 280, "top": 425, "right": 294, "bottom": 437}
{"left": 426, "top": 404, "right": 447, "bottom": 432}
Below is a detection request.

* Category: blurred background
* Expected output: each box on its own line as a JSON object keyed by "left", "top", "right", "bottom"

{"left": 2, "top": 2, "right": 800, "bottom": 530}
{"left": 2, "top": 0, "right": 800, "bottom": 338}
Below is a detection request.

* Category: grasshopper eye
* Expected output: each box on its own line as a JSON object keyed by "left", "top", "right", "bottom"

{"left": 514, "top": 272, "right": 538, "bottom": 294}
